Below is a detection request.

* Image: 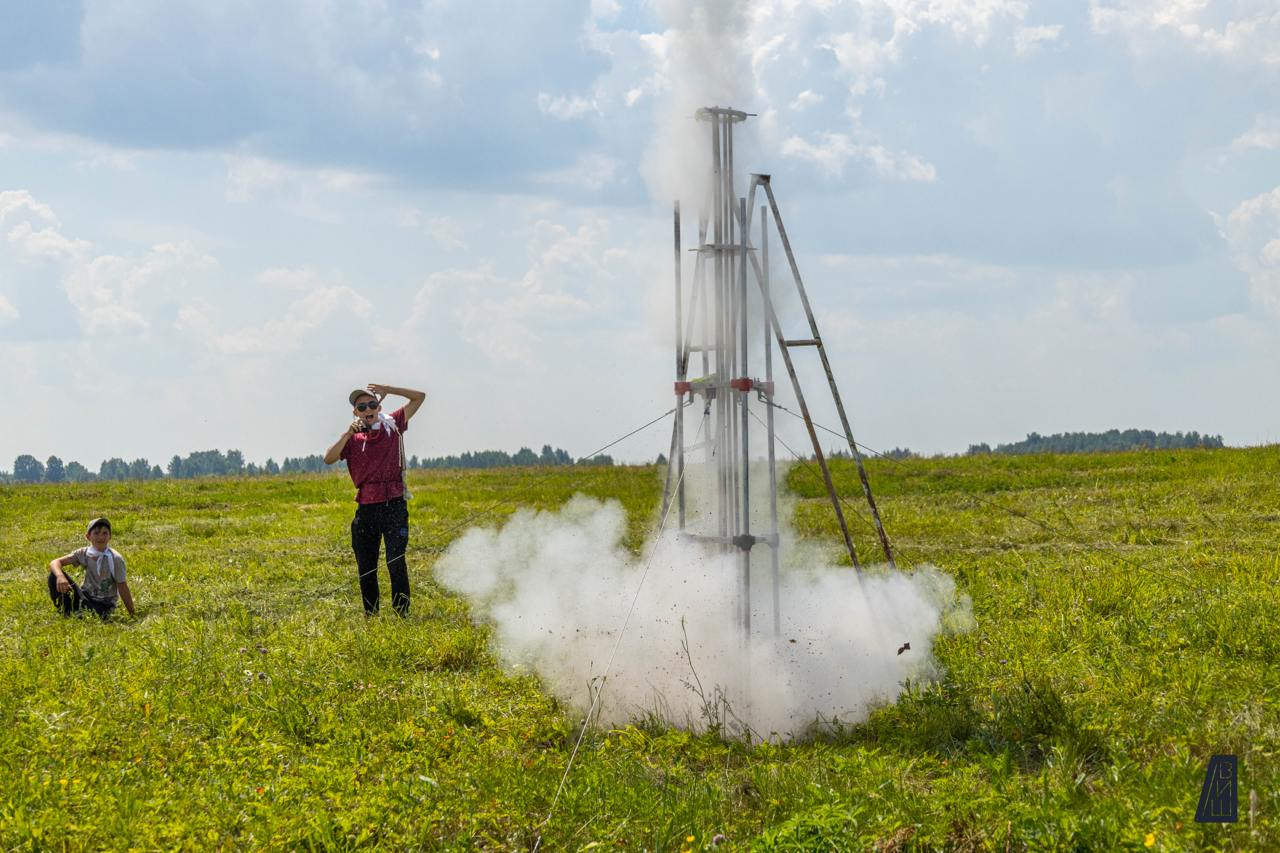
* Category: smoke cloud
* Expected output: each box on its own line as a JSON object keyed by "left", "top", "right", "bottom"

{"left": 433, "top": 1, "right": 974, "bottom": 741}
{"left": 435, "top": 492, "right": 974, "bottom": 739}
{"left": 640, "top": 0, "right": 757, "bottom": 204}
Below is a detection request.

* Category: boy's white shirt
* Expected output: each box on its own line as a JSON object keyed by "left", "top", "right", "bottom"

{"left": 84, "top": 545, "right": 121, "bottom": 580}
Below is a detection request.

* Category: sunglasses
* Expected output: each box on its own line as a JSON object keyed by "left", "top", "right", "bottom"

{"left": 355, "top": 401, "right": 380, "bottom": 412}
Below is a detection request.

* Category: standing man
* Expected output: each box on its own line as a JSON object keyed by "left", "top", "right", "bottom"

{"left": 324, "top": 383, "right": 426, "bottom": 616}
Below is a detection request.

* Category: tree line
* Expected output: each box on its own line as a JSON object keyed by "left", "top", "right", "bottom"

{"left": 2, "top": 444, "right": 611, "bottom": 484}
{"left": 965, "top": 429, "right": 1224, "bottom": 456}
{"left": 824, "top": 430, "right": 1223, "bottom": 461}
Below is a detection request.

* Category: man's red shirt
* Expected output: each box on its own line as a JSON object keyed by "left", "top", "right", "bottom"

{"left": 341, "top": 406, "right": 409, "bottom": 504}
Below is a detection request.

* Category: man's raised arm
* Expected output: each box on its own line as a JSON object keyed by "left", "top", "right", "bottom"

{"left": 367, "top": 383, "right": 426, "bottom": 422}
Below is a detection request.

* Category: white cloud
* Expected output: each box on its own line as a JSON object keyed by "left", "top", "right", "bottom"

{"left": 75, "top": 150, "right": 138, "bottom": 172}
{"left": 1014, "top": 23, "right": 1064, "bottom": 56}
{"left": 0, "top": 293, "right": 17, "bottom": 322}
{"left": 256, "top": 267, "right": 319, "bottom": 291}
{"left": 62, "top": 242, "right": 219, "bottom": 336}
{"left": 400, "top": 215, "right": 627, "bottom": 363}
{"left": 409, "top": 38, "right": 444, "bottom": 89}
{"left": 584, "top": 0, "right": 1027, "bottom": 203}
{"left": 224, "top": 155, "right": 381, "bottom": 209}
{"left": 225, "top": 156, "right": 289, "bottom": 203}
{"left": 789, "top": 90, "right": 824, "bottom": 111}
{"left": 818, "top": 1, "right": 1034, "bottom": 95}
{"left": 1220, "top": 186, "right": 1280, "bottom": 316}
{"left": 1232, "top": 114, "right": 1280, "bottom": 151}
{"left": 533, "top": 151, "right": 622, "bottom": 190}
{"left": 782, "top": 132, "right": 937, "bottom": 182}
{"left": 1, "top": 189, "right": 92, "bottom": 261}
{"left": 212, "top": 285, "right": 372, "bottom": 355}
{"left": 1091, "top": 0, "right": 1280, "bottom": 66}
{"left": 7, "top": 220, "right": 91, "bottom": 260}
{"left": 590, "top": 0, "right": 622, "bottom": 21}
{"left": 427, "top": 216, "right": 467, "bottom": 250}
{"left": 537, "top": 92, "right": 598, "bottom": 120}
{"left": 395, "top": 207, "right": 469, "bottom": 249}
{"left": 0, "top": 189, "right": 57, "bottom": 225}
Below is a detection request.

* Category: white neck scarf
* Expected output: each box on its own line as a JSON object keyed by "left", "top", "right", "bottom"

{"left": 370, "top": 412, "right": 399, "bottom": 434}
{"left": 363, "top": 412, "right": 399, "bottom": 452}
{"left": 86, "top": 545, "right": 116, "bottom": 578}
{"left": 362, "top": 413, "right": 407, "bottom": 477}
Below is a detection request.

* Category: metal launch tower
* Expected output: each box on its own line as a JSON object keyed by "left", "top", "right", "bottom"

{"left": 661, "top": 106, "right": 896, "bottom": 642}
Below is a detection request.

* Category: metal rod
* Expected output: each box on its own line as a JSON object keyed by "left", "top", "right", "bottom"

{"left": 730, "top": 128, "right": 750, "bottom": 731}
{"left": 697, "top": 215, "right": 710, "bottom": 379}
{"left": 674, "top": 201, "right": 686, "bottom": 530}
{"left": 735, "top": 200, "right": 861, "bottom": 572}
{"left": 711, "top": 115, "right": 727, "bottom": 541}
{"left": 739, "top": 196, "right": 751, "bottom": 639}
{"left": 762, "top": 202, "right": 781, "bottom": 636}
{"left": 760, "top": 179, "right": 893, "bottom": 568}
{"left": 724, "top": 117, "right": 739, "bottom": 542}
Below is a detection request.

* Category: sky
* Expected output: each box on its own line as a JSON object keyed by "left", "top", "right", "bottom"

{"left": 1, "top": 0, "right": 1277, "bottom": 471}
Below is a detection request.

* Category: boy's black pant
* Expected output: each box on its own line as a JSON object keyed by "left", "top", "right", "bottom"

{"left": 351, "top": 497, "right": 410, "bottom": 616}
{"left": 47, "top": 572, "right": 113, "bottom": 619}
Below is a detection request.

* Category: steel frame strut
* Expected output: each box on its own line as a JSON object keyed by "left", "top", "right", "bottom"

{"left": 663, "top": 105, "right": 895, "bottom": 655}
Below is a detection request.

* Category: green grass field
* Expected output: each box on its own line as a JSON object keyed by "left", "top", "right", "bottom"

{"left": 1, "top": 447, "right": 1277, "bottom": 850}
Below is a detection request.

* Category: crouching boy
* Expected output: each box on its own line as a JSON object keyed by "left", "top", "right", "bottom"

{"left": 47, "top": 517, "right": 136, "bottom": 619}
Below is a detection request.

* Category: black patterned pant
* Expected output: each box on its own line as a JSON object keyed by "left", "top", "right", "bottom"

{"left": 351, "top": 497, "right": 410, "bottom": 616}
{"left": 47, "top": 572, "right": 113, "bottom": 619}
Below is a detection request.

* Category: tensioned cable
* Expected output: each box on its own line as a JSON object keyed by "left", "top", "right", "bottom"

{"left": 531, "top": 408, "right": 707, "bottom": 852}
{"left": 746, "top": 407, "right": 925, "bottom": 570}
{"left": 760, "top": 398, "right": 1196, "bottom": 588}
{"left": 320, "top": 405, "right": 682, "bottom": 602}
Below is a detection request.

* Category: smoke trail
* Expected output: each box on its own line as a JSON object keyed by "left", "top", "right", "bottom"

{"left": 640, "top": 0, "right": 756, "bottom": 204}
{"left": 434, "top": 1, "right": 975, "bottom": 740}
{"left": 435, "top": 492, "right": 973, "bottom": 738}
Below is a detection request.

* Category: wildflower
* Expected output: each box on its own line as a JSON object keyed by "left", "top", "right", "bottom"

{"left": 1144, "top": 832, "right": 1155, "bottom": 847}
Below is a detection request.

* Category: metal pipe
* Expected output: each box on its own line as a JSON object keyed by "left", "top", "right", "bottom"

{"left": 697, "top": 215, "right": 710, "bottom": 380}
{"left": 711, "top": 115, "right": 727, "bottom": 541}
{"left": 762, "top": 202, "right": 781, "bottom": 636}
{"left": 674, "top": 201, "right": 686, "bottom": 530}
{"left": 739, "top": 196, "right": 751, "bottom": 637}
{"left": 761, "top": 179, "right": 893, "bottom": 568}
{"left": 734, "top": 200, "right": 861, "bottom": 572}
{"left": 723, "top": 118, "right": 739, "bottom": 541}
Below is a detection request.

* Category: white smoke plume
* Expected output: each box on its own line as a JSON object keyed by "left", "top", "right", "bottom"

{"left": 640, "top": 0, "right": 757, "bottom": 204}
{"left": 435, "top": 492, "right": 974, "bottom": 739}
{"left": 435, "top": 1, "right": 975, "bottom": 740}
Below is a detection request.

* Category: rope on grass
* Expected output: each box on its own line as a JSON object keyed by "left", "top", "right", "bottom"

{"left": 531, "top": 406, "right": 707, "bottom": 852}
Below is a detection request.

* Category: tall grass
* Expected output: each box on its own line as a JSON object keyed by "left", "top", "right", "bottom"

{"left": 0, "top": 448, "right": 1275, "bottom": 849}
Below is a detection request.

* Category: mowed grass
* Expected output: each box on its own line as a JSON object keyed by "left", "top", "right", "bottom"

{"left": 0, "top": 448, "right": 1277, "bottom": 850}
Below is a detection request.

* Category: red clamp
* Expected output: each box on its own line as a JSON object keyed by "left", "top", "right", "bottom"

{"left": 730, "top": 378, "right": 754, "bottom": 393}
{"left": 674, "top": 381, "right": 693, "bottom": 394}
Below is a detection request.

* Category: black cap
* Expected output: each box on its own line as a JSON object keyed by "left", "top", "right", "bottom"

{"left": 86, "top": 517, "right": 111, "bottom": 535}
